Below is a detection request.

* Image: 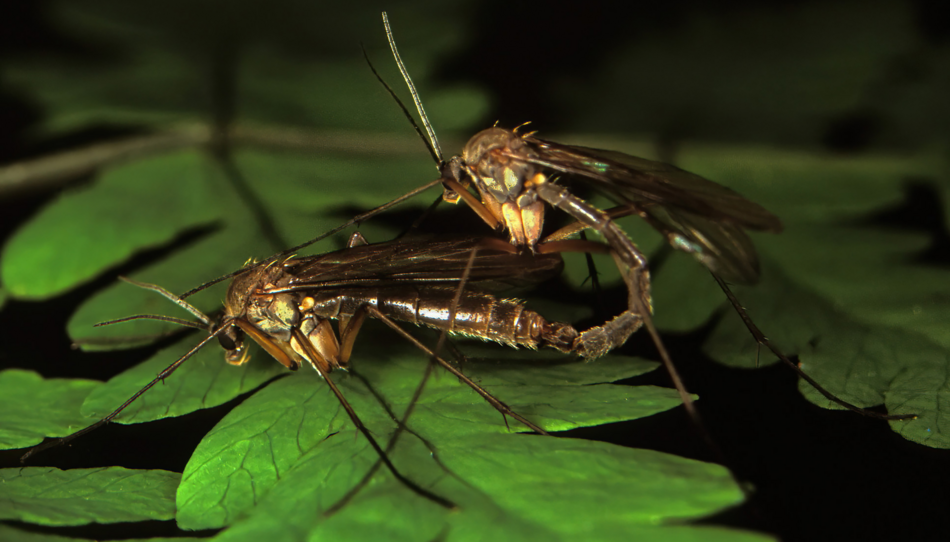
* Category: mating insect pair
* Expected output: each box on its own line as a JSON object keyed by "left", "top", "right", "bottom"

{"left": 21, "top": 233, "right": 637, "bottom": 508}
{"left": 21, "top": 8, "right": 913, "bottom": 519}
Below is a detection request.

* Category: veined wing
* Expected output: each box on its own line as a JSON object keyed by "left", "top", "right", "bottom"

{"left": 521, "top": 137, "right": 782, "bottom": 232}
{"left": 639, "top": 203, "right": 764, "bottom": 283}
{"left": 516, "top": 137, "right": 781, "bottom": 283}
{"left": 283, "top": 236, "right": 564, "bottom": 291}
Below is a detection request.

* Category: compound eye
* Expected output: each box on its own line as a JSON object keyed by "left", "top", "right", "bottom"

{"left": 217, "top": 326, "right": 242, "bottom": 351}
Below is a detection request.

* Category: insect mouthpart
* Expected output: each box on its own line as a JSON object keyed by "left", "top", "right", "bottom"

{"left": 218, "top": 324, "right": 249, "bottom": 365}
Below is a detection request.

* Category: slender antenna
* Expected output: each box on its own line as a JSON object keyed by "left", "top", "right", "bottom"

{"left": 382, "top": 12, "right": 443, "bottom": 165}
{"left": 21, "top": 277, "right": 229, "bottom": 461}
{"left": 119, "top": 277, "right": 213, "bottom": 327}
{"left": 361, "top": 45, "right": 441, "bottom": 168}
{"left": 94, "top": 314, "right": 208, "bottom": 330}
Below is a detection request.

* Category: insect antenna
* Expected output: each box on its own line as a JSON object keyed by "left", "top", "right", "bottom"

{"left": 375, "top": 13, "right": 723, "bottom": 462}
{"left": 361, "top": 21, "right": 449, "bottom": 239}
{"left": 361, "top": 44, "right": 441, "bottom": 168}
{"left": 710, "top": 274, "right": 916, "bottom": 421}
{"left": 28, "top": 272, "right": 461, "bottom": 509}
{"left": 93, "top": 313, "right": 208, "bottom": 330}
{"left": 375, "top": 13, "right": 742, "bottom": 476}
{"left": 21, "top": 277, "right": 224, "bottom": 462}
{"left": 381, "top": 12, "right": 444, "bottom": 166}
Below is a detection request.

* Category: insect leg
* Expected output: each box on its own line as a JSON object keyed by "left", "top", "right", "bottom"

{"left": 323, "top": 360, "right": 457, "bottom": 517}
{"left": 328, "top": 245, "right": 482, "bottom": 515}
{"left": 534, "top": 183, "right": 703, "bottom": 417}
{"left": 441, "top": 177, "right": 504, "bottom": 232}
{"left": 234, "top": 319, "right": 302, "bottom": 370}
{"left": 710, "top": 274, "right": 916, "bottom": 421}
{"left": 534, "top": 184, "right": 651, "bottom": 357}
{"left": 289, "top": 327, "right": 457, "bottom": 510}
{"left": 539, "top": 204, "right": 638, "bottom": 244}
{"left": 21, "top": 329, "right": 224, "bottom": 463}
{"left": 364, "top": 305, "right": 549, "bottom": 435}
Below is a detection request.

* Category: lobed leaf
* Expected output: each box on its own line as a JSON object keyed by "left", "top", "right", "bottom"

{"left": 0, "top": 369, "right": 101, "bottom": 450}
{"left": 174, "top": 366, "right": 755, "bottom": 540}
{"left": 0, "top": 467, "right": 178, "bottom": 526}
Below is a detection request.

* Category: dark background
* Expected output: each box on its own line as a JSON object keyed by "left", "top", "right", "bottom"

{"left": 1, "top": 1, "right": 949, "bottom": 540}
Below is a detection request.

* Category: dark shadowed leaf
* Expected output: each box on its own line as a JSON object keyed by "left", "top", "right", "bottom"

{"left": 561, "top": 2, "right": 950, "bottom": 150}
{"left": 647, "top": 143, "right": 949, "bottom": 447}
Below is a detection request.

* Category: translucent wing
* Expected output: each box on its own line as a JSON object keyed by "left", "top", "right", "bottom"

{"left": 283, "top": 237, "right": 563, "bottom": 291}
{"left": 515, "top": 136, "right": 782, "bottom": 283}
{"left": 639, "top": 203, "right": 763, "bottom": 283}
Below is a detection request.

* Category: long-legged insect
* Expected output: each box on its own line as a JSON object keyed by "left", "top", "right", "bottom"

{"left": 21, "top": 234, "right": 620, "bottom": 508}
{"left": 166, "top": 14, "right": 910, "bottom": 423}
{"left": 370, "top": 13, "right": 913, "bottom": 423}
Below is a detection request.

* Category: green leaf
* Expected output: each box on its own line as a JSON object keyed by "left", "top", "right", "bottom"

{"left": 204, "top": 435, "right": 766, "bottom": 542}
{"left": 703, "top": 258, "right": 950, "bottom": 448}
{"left": 646, "top": 142, "right": 950, "bottom": 448}
{"left": 57, "top": 150, "right": 455, "bottom": 345}
{"left": 6, "top": 3, "right": 949, "bottom": 541}
{"left": 0, "top": 522, "right": 202, "bottom": 542}
{"left": 0, "top": 467, "right": 178, "bottom": 526}
{"left": 0, "top": 369, "right": 101, "bottom": 449}
{"left": 172, "top": 361, "right": 753, "bottom": 540}
{"left": 78, "top": 338, "right": 287, "bottom": 424}
{"left": 170, "top": 348, "right": 685, "bottom": 526}
{"left": 1, "top": 150, "right": 224, "bottom": 299}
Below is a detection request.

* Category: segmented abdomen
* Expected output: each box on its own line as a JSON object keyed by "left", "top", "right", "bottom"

{"left": 305, "top": 286, "right": 576, "bottom": 352}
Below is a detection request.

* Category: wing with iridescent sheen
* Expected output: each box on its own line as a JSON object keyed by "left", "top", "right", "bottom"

{"left": 515, "top": 137, "right": 781, "bottom": 282}
{"left": 523, "top": 137, "right": 782, "bottom": 231}
{"left": 638, "top": 203, "right": 763, "bottom": 283}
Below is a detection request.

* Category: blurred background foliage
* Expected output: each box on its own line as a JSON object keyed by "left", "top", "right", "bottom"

{"left": 0, "top": 0, "right": 949, "bottom": 541}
